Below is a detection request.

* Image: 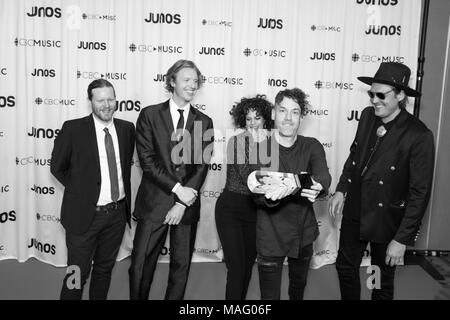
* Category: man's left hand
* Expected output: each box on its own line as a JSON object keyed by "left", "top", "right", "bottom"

{"left": 164, "top": 203, "right": 186, "bottom": 225}
{"left": 300, "top": 178, "right": 323, "bottom": 203}
{"left": 385, "top": 239, "right": 406, "bottom": 267}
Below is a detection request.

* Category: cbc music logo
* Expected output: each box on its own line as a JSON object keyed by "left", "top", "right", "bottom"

{"left": 31, "top": 68, "right": 56, "bottom": 78}
{"left": 201, "top": 19, "right": 232, "bottom": 27}
{"left": 0, "top": 131, "right": 4, "bottom": 138}
{"left": 28, "top": 127, "right": 60, "bottom": 139}
{"left": 351, "top": 53, "right": 404, "bottom": 63}
{"left": 310, "top": 25, "right": 342, "bottom": 32}
{"left": 243, "top": 48, "right": 286, "bottom": 58}
{"left": 81, "top": 13, "right": 116, "bottom": 21}
{"left": 77, "top": 41, "right": 107, "bottom": 51}
{"left": 0, "top": 185, "right": 10, "bottom": 193}
{"left": 31, "top": 184, "right": 55, "bottom": 195}
{"left": 314, "top": 249, "right": 332, "bottom": 257}
{"left": 322, "top": 142, "right": 333, "bottom": 149}
{"left": 198, "top": 47, "right": 225, "bottom": 56}
{"left": 36, "top": 213, "right": 60, "bottom": 223}
{"left": 77, "top": 70, "right": 127, "bottom": 81}
{"left": 26, "top": 6, "right": 61, "bottom": 18}
{"left": 304, "top": 107, "right": 329, "bottom": 117}
{"left": 201, "top": 189, "right": 223, "bottom": 199}
{"left": 0, "top": 210, "right": 16, "bottom": 224}
{"left": 193, "top": 103, "right": 207, "bottom": 111}
{"left": 116, "top": 100, "right": 141, "bottom": 112}
{"left": 1, "top": 67, "right": 7, "bottom": 76}
{"left": 268, "top": 78, "right": 288, "bottom": 88}
{"left": 347, "top": 109, "right": 362, "bottom": 121}
{"left": 365, "top": 25, "right": 401, "bottom": 36}
{"left": 0, "top": 95, "right": 16, "bottom": 107}
{"left": 14, "top": 37, "right": 61, "bottom": 48}
{"left": 310, "top": 52, "right": 336, "bottom": 61}
{"left": 257, "top": 18, "right": 283, "bottom": 30}
{"left": 202, "top": 75, "right": 244, "bottom": 86}
{"left": 27, "top": 238, "right": 56, "bottom": 255}
{"left": 35, "top": 97, "right": 76, "bottom": 106}
{"left": 356, "top": 0, "right": 398, "bottom": 5}
{"left": 314, "top": 80, "right": 354, "bottom": 90}
{"left": 128, "top": 43, "right": 183, "bottom": 54}
{"left": 144, "top": 12, "right": 181, "bottom": 24}
{"left": 16, "top": 156, "right": 51, "bottom": 166}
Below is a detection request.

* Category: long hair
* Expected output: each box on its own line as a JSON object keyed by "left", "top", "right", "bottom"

{"left": 164, "top": 60, "right": 204, "bottom": 93}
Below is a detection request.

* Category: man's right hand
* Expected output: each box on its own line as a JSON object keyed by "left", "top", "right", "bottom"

{"left": 175, "top": 186, "right": 198, "bottom": 206}
{"left": 328, "top": 191, "right": 345, "bottom": 218}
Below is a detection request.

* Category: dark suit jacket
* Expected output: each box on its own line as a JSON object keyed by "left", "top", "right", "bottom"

{"left": 336, "top": 107, "right": 435, "bottom": 245}
{"left": 50, "top": 114, "right": 135, "bottom": 235}
{"left": 133, "top": 100, "right": 214, "bottom": 224}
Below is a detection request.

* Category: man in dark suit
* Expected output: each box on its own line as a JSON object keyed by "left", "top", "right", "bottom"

{"left": 329, "top": 62, "right": 435, "bottom": 300}
{"left": 51, "top": 79, "right": 135, "bottom": 299}
{"left": 129, "top": 60, "right": 214, "bottom": 300}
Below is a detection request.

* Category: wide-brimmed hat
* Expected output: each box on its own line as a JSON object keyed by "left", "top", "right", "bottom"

{"left": 357, "top": 62, "right": 420, "bottom": 97}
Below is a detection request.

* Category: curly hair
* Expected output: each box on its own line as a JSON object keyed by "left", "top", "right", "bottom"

{"left": 229, "top": 94, "right": 273, "bottom": 129}
{"left": 164, "top": 60, "right": 204, "bottom": 93}
{"left": 274, "top": 88, "right": 309, "bottom": 116}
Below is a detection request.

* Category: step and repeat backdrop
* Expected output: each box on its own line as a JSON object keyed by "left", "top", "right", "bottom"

{"left": 0, "top": 0, "right": 421, "bottom": 267}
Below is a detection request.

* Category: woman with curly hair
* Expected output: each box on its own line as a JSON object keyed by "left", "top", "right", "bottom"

{"left": 215, "top": 94, "right": 273, "bottom": 300}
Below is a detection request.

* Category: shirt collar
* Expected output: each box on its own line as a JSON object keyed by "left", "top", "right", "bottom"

{"left": 169, "top": 98, "right": 190, "bottom": 114}
{"left": 92, "top": 113, "right": 114, "bottom": 132}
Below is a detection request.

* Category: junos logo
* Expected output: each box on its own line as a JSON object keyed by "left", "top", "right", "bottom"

{"left": 31, "top": 68, "right": 56, "bottom": 77}
{"left": 365, "top": 25, "right": 401, "bottom": 36}
{"left": 257, "top": 18, "right": 283, "bottom": 29}
{"left": 310, "top": 52, "right": 335, "bottom": 61}
{"left": 347, "top": 110, "right": 361, "bottom": 121}
{"left": 27, "top": 238, "right": 56, "bottom": 255}
{"left": 28, "top": 127, "right": 60, "bottom": 139}
{"left": 268, "top": 78, "right": 287, "bottom": 88}
{"left": 0, "top": 210, "right": 16, "bottom": 223}
{"left": 145, "top": 13, "right": 181, "bottom": 24}
{"left": 27, "top": 6, "right": 61, "bottom": 18}
{"left": 356, "top": 0, "right": 398, "bottom": 5}
{"left": 115, "top": 100, "right": 141, "bottom": 112}
{"left": 77, "top": 41, "right": 107, "bottom": 50}
{"left": 0, "top": 96, "right": 15, "bottom": 107}
{"left": 198, "top": 47, "right": 225, "bottom": 56}
{"left": 153, "top": 74, "right": 167, "bottom": 82}
{"left": 208, "top": 163, "right": 222, "bottom": 171}
{"left": 31, "top": 184, "right": 55, "bottom": 195}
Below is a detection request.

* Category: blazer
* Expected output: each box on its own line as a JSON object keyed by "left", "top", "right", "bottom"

{"left": 133, "top": 100, "right": 214, "bottom": 224}
{"left": 336, "top": 107, "right": 435, "bottom": 245}
{"left": 50, "top": 114, "right": 135, "bottom": 235}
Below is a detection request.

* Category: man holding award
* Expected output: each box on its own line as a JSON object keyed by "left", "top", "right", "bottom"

{"left": 249, "top": 88, "right": 331, "bottom": 300}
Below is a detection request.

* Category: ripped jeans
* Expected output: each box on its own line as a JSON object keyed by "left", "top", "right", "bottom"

{"left": 257, "top": 244, "right": 313, "bottom": 300}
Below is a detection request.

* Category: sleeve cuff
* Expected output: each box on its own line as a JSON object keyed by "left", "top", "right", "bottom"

{"left": 172, "top": 182, "right": 181, "bottom": 193}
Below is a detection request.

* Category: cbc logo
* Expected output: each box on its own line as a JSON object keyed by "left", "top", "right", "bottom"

{"left": 1, "top": 68, "right": 6, "bottom": 75}
{"left": 36, "top": 213, "right": 60, "bottom": 222}
{"left": 201, "top": 190, "right": 223, "bottom": 198}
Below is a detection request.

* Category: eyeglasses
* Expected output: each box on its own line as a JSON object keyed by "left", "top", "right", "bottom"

{"left": 367, "top": 88, "right": 395, "bottom": 100}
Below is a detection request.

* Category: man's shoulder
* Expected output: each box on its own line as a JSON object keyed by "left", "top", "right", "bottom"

{"left": 61, "top": 115, "right": 91, "bottom": 129}
{"left": 191, "top": 106, "right": 212, "bottom": 122}
{"left": 404, "top": 111, "right": 432, "bottom": 135}
{"left": 140, "top": 101, "right": 169, "bottom": 115}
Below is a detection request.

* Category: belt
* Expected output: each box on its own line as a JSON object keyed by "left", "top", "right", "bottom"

{"left": 95, "top": 198, "right": 125, "bottom": 213}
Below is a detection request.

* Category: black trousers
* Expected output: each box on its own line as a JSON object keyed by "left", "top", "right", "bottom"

{"left": 257, "top": 243, "right": 313, "bottom": 300}
{"left": 215, "top": 190, "right": 257, "bottom": 300}
{"left": 60, "top": 200, "right": 126, "bottom": 300}
{"left": 128, "top": 219, "right": 197, "bottom": 300}
{"left": 336, "top": 218, "right": 396, "bottom": 300}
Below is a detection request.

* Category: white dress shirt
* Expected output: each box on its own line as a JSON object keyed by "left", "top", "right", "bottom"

{"left": 93, "top": 114, "right": 125, "bottom": 205}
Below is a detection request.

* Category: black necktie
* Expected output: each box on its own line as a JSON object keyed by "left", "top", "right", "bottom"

{"left": 176, "top": 109, "right": 184, "bottom": 141}
{"left": 104, "top": 127, "right": 119, "bottom": 202}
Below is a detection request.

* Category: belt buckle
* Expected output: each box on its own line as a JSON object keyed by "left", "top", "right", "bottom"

{"left": 111, "top": 201, "right": 118, "bottom": 210}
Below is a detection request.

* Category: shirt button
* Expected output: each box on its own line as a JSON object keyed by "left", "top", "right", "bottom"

{"left": 390, "top": 166, "right": 396, "bottom": 171}
{"left": 378, "top": 203, "right": 383, "bottom": 207}
{"left": 347, "top": 178, "right": 352, "bottom": 183}
{"left": 352, "top": 161, "right": 356, "bottom": 166}
{"left": 379, "top": 180, "right": 384, "bottom": 185}
{"left": 175, "top": 167, "right": 180, "bottom": 171}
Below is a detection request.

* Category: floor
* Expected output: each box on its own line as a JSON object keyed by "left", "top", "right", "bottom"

{"left": 0, "top": 254, "right": 448, "bottom": 300}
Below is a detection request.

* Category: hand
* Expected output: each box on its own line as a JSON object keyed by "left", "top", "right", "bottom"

{"left": 328, "top": 191, "right": 345, "bottom": 218}
{"left": 385, "top": 239, "right": 406, "bottom": 267}
{"left": 175, "top": 186, "right": 198, "bottom": 206}
{"left": 164, "top": 203, "right": 186, "bottom": 225}
{"left": 300, "top": 178, "right": 323, "bottom": 203}
{"left": 263, "top": 183, "right": 295, "bottom": 201}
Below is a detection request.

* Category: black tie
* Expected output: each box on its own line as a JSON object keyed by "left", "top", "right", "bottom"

{"left": 104, "top": 127, "right": 119, "bottom": 202}
{"left": 176, "top": 109, "right": 184, "bottom": 141}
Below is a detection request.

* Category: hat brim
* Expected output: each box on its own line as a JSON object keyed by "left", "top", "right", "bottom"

{"left": 357, "top": 76, "right": 421, "bottom": 97}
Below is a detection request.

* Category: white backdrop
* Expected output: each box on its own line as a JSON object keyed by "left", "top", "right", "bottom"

{"left": 0, "top": 0, "right": 422, "bottom": 268}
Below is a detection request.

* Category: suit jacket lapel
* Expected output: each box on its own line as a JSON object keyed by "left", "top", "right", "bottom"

{"left": 113, "top": 118, "right": 127, "bottom": 176}
{"left": 185, "top": 106, "right": 197, "bottom": 134}
{"left": 87, "top": 114, "right": 101, "bottom": 174}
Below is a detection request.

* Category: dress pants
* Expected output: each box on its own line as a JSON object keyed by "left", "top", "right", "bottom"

{"left": 257, "top": 243, "right": 313, "bottom": 300}
{"left": 129, "top": 219, "right": 197, "bottom": 300}
{"left": 215, "top": 189, "right": 257, "bottom": 300}
{"left": 60, "top": 200, "right": 126, "bottom": 300}
{"left": 336, "top": 217, "right": 397, "bottom": 300}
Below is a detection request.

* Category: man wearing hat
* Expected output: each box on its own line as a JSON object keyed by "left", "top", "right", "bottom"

{"left": 329, "top": 62, "right": 435, "bottom": 300}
